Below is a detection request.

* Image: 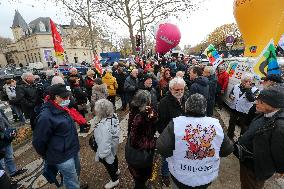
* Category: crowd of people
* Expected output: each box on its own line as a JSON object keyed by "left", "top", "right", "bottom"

{"left": 0, "top": 55, "right": 283, "bottom": 189}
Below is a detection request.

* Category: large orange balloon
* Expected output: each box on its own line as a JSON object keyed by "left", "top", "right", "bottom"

{"left": 234, "top": 0, "right": 284, "bottom": 57}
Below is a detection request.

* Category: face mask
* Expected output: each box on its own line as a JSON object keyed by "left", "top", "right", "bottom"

{"left": 60, "top": 99, "right": 70, "bottom": 108}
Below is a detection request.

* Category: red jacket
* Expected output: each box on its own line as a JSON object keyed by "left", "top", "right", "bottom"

{"left": 217, "top": 71, "right": 229, "bottom": 91}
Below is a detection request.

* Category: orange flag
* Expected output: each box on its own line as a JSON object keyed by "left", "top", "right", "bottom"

{"left": 50, "top": 19, "right": 64, "bottom": 60}
{"left": 93, "top": 55, "right": 103, "bottom": 75}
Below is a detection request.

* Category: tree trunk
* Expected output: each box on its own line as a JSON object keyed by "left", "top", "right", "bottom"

{"left": 87, "top": 0, "right": 96, "bottom": 56}
{"left": 125, "top": 0, "right": 136, "bottom": 55}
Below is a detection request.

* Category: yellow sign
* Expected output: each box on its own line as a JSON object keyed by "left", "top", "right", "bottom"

{"left": 234, "top": 0, "right": 284, "bottom": 57}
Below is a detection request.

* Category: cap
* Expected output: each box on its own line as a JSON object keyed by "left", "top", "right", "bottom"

{"left": 257, "top": 84, "right": 284, "bottom": 108}
{"left": 48, "top": 84, "right": 71, "bottom": 98}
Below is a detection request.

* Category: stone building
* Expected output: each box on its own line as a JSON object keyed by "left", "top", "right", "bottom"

{"left": 7, "top": 10, "right": 111, "bottom": 67}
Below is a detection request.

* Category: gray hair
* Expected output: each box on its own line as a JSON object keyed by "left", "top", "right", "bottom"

{"left": 46, "top": 69, "right": 55, "bottom": 77}
{"left": 130, "top": 90, "right": 151, "bottom": 112}
{"left": 94, "top": 99, "right": 114, "bottom": 120}
{"left": 204, "top": 66, "right": 215, "bottom": 76}
{"left": 169, "top": 77, "right": 186, "bottom": 89}
{"left": 86, "top": 69, "right": 95, "bottom": 76}
{"left": 21, "top": 72, "right": 33, "bottom": 80}
{"left": 51, "top": 76, "right": 65, "bottom": 85}
{"left": 241, "top": 73, "right": 253, "bottom": 82}
{"left": 176, "top": 71, "right": 185, "bottom": 78}
{"left": 185, "top": 93, "right": 207, "bottom": 116}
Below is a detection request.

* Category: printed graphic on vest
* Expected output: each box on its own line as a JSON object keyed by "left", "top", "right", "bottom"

{"left": 182, "top": 124, "right": 216, "bottom": 160}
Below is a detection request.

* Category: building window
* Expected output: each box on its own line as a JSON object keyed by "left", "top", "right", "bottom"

{"left": 38, "top": 52, "right": 41, "bottom": 62}
{"left": 24, "top": 54, "right": 27, "bottom": 63}
{"left": 27, "top": 54, "right": 30, "bottom": 62}
{"left": 31, "top": 53, "right": 34, "bottom": 62}
{"left": 34, "top": 53, "right": 37, "bottom": 62}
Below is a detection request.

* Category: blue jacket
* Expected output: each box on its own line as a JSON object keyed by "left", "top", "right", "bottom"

{"left": 33, "top": 102, "right": 80, "bottom": 165}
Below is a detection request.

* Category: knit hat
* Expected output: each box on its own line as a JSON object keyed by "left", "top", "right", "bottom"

{"left": 185, "top": 93, "right": 207, "bottom": 116}
{"left": 257, "top": 84, "right": 284, "bottom": 108}
{"left": 48, "top": 84, "right": 71, "bottom": 98}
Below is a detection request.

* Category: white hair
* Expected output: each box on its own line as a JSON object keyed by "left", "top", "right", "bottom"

{"left": 21, "top": 72, "right": 33, "bottom": 80}
{"left": 241, "top": 73, "right": 253, "bottom": 81}
{"left": 176, "top": 71, "right": 185, "bottom": 78}
{"left": 46, "top": 69, "right": 55, "bottom": 77}
{"left": 95, "top": 99, "right": 114, "bottom": 120}
{"left": 169, "top": 77, "right": 186, "bottom": 89}
{"left": 86, "top": 69, "right": 95, "bottom": 76}
{"left": 204, "top": 66, "right": 215, "bottom": 76}
{"left": 51, "top": 76, "right": 65, "bottom": 85}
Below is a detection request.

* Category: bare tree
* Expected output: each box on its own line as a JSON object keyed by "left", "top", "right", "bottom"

{"left": 97, "top": 0, "right": 197, "bottom": 54}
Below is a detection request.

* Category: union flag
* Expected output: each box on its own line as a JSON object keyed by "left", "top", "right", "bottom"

{"left": 93, "top": 55, "right": 102, "bottom": 75}
{"left": 50, "top": 19, "right": 64, "bottom": 60}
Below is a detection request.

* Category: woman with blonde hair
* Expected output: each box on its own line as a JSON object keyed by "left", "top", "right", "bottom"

{"left": 94, "top": 99, "right": 120, "bottom": 189}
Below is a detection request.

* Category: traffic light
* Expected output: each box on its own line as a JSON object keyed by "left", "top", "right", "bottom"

{"left": 136, "top": 35, "right": 141, "bottom": 47}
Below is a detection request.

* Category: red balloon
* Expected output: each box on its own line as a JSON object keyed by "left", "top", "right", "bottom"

{"left": 155, "top": 23, "right": 181, "bottom": 54}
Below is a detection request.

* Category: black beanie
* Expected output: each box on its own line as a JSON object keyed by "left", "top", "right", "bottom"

{"left": 258, "top": 84, "right": 284, "bottom": 108}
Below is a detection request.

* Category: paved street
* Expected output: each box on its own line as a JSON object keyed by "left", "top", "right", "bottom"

{"left": 5, "top": 99, "right": 284, "bottom": 189}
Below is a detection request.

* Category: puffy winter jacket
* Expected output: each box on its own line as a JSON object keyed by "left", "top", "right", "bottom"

{"left": 102, "top": 72, "right": 118, "bottom": 96}
{"left": 33, "top": 102, "right": 80, "bottom": 165}
{"left": 94, "top": 114, "right": 120, "bottom": 164}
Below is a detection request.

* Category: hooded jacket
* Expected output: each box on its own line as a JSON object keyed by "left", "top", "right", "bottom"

{"left": 33, "top": 102, "right": 80, "bottom": 165}
{"left": 188, "top": 76, "right": 209, "bottom": 99}
{"left": 102, "top": 72, "right": 118, "bottom": 96}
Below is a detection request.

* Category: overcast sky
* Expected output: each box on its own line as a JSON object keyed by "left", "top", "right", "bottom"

{"left": 0, "top": 0, "right": 236, "bottom": 47}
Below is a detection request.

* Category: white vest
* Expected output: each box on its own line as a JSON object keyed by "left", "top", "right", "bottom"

{"left": 232, "top": 84, "right": 258, "bottom": 114}
{"left": 167, "top": 116, "right": 224, "bottom": 187}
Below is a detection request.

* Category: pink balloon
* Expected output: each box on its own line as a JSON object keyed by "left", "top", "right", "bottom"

{"left": 155, "top": 23, "right": 181, "bottom": 54}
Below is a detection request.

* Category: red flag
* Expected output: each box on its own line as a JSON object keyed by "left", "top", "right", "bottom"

{"left": 93, "top": 55, "right": 102, "bottom": 75}
{"left": 50, "top": 19, "right": 64, "bottom": 60}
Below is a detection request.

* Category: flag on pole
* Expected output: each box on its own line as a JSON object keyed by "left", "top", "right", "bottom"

{"left": 50, "top": 19, "right": 64, "bottom": 60}
{"left": 253, "top": 39, "right": 281, "bottom": 77}
{"left": 93, "top": 55, "right": 103, "bottom": 75}
{"left": 203, "top": 44, "right": 223, "bottom": 69}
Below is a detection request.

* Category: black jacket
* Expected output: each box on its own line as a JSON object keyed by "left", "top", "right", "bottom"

{"left": 11, "top": 80, "right": 37, "bottom": 116}
{"left": 124, "top": 75, "right": 138, "bottom": 102}
{"left": 188, "top": 76, "right": 209, "bottom": 99}
{"left": 207, "top": 75, "right": 217, "bottom": 116}
{"left": 115, "top": 71, "right": 128, "bottom": 94}
{"left": 238, "top": 109, "right": 284, "bottom": 180}
{"left": 157, "top": 93, "right": 186, "bottom": 133}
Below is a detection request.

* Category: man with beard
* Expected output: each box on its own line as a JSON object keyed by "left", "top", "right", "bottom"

{"left": 157, "top": 77, "right": 187, "bottom": 187}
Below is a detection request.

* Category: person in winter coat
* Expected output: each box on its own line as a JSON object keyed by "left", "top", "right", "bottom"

{"left": 159, "top": 68, "right": 172, "bottom": 99}
{"left": 216, "top": 65, "right": 229, "bottom": 109}
{"left": 67, "top": 68, "right": 85, "bottom": 87}
{"left": 234, "top": 84, "right": 284, "bottom": 189}
{"left": 5, "top": 79, "right": 25, "bottom": 123}
{"left": 94, "top": 99, "right": 120, "bottom": 189}
{"left": 42, "top": 69, "right": 55, "bottom": 91}
{"left": 138, "top": 74, "right": 158, "bottom": 110}
{"left": 157, "top": 93, "right": 233, "bottom": 189}
{"left": 115, "top": 66, "right": 128, "bottom": 111}
{"left": 91, "top": 78, "right": 108, "bottom": 111}
{"left": 124, "top": 69, "right": 139, "bottom": 104}
{"left": 33, "top": 84, "right": 86, "bottom": 189}
{"left": 0, "top": 109, "right": 27, "bottom": 177}
{"left": 85, "top": 70, "right": 95, "bottom": 102}
{"left": 70, "top": 78, "right": 89, "bottom": 117}
{"left": 227, "top": 74, "right": 259, "bottom": 140}
{"left": 127, "top": 90, "right": 158, "bottom": 189}
{"left": 10, "top": 72, "right": 37, "bottom": 130}
{"left": 157, "top": 77, "right": 187, "bottom": 187}
{"left": 203, "top": 66, "right": 217, "bottom": 116}
{"left": 102, "top": 69, "right": 118, "bottom": 107}
{"left": 188, "top": 66, "right": 209, "bottom": 99}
